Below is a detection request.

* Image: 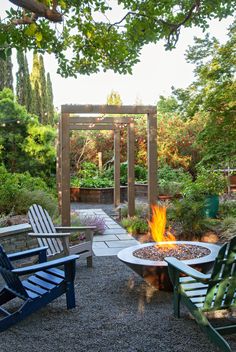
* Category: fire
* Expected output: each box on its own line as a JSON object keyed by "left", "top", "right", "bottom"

{"left": 148, "top": 205, "right": 176, "bottom": 249}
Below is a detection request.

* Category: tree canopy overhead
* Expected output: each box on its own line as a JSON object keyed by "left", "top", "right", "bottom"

{"left": 1, "top": 0, "right": 235, "bottom": 77}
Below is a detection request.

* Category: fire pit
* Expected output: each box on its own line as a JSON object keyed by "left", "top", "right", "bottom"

{"left": 117, "top": 241, "right": 220, "bottom": 291}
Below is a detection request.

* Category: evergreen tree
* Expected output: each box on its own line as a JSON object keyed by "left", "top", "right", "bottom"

{"left": 46, "top": 73, "right": 54, "bottom": 125}
{"left": 0, "top": 55, "right": 13, "bottom": 91}
{"left": 32, "top": 80, "right": 43, "bottom": 123}
{"left": 39, "top": 55, "right": 48, "bottom": 123}
{"left": 16, "top": 50, "right": 33, "bottom": 112}
{"left": 31, "top": 53, "right": 43, "bottom": 121}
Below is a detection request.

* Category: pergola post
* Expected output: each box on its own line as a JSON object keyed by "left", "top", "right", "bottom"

{"left": 61, "top": 112, "right": 71, "bottom": 225}
{"left": 128, "top": 121, "right": 135, "bottom": 217}
{"left": 147, "top": 113, "right": 157, "bottom": 218}
{"left": 114, "top": 129, "right": 121, "bottom": 208}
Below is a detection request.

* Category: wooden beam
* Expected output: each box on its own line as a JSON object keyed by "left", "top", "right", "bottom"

{"left": 69, "top": 125, "right": 116, "bottom": 131}
{"left": 69, "top": 116, "right": 132, "bottom": 124}
{"left": 62, "top": 104, "right": 156, "bottom": 115}
{"left": 60, "top": 113, "right": 71, "bottom": 226}
{"left": 147, "top": 113, "right": 157, "bottom": 218}
{"left": 114, "top": 129, "right": 121, "bottom": 208}
{"left": 56, "top": 120, "right": 62, "bottom": 214}
{"left": 127, "top": 122, "right": 135, "bottom": 217}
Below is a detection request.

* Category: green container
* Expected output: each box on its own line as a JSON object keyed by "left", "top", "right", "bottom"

{"left": 204, "top": 195, "right": 219, "bottom": 218}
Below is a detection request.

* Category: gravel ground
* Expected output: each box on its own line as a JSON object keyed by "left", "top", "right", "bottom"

{"left": 1, "top": 256, "right": 236, "bottom": 352}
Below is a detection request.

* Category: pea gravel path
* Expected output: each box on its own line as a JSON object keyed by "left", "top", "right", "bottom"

{"left": 1, "top": 256, "right": 236, "bottom": 352}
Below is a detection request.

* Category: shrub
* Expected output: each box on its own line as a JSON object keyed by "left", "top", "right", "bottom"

{"left": 121, "top": 216, "right": 148, "bottom": 235}
{"left": 14, "top": 189, "right": 58, "bottom": 217}
{"left": 120, "top": 203, "right": 149, "bottom": 219}
{"left": 77, "top": 214, "right": 106, "bottom": 234}
{"left": 0, "top": 167, "right": 56, "bottom": 215}
{"left": 218, "top": 200, "right": 236, "bottom": 219}
{"left": 169, "top": 197, "right": 208, "bottom": 237}
{"left": 219, "top": 216, "right": 236, "bottom": 241}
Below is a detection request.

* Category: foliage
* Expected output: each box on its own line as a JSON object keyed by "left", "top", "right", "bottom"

{"left": 0, "top": 54, "right": 13, "bottom": 91}
{"left": 219, "top": 216, "right": 236, "bottom": 241}
{"left": 218, "top": 200, "right": 236, "bottom": 219}
{"left": 107, "top": 90, "right": 122, "bottom": 106}
{"left": 169, "top": 197, "right": 208, "bottom": 237}
{"left": 157, "top": 114, "right": 204, "bottom": 173}
{"left": 1, "top": 1, "right": 235, "bottom": 77}
{"left": 16, "top": 50, "right": 33, "bottom": 113}
{"left": 46, "top": 72, "right": 54, "bottom": 124}
{"left": 183, "top": 168, "right": 227, "bottom": 198}
{"left": 121, "top": 216, "right": 148, "bottom": 235}
{"left": 163, "top": 22, "right": 236, "bottom": 168}
{"left": 77, "top": 214, "right": 106, "bottom": 234}
{"left": 104, "top": 162, "right": 147, "bottom": 185}
{"left": 14, "top": 189, "right": 58, "bottom": 216}
{"left": 0, "top": 166, "right": 56, "bottom": 215}
{"left": 0, "top": 88, "right": 56, "bottom": 181}
{"left": 120, "top": 202, "right": 149, "bottom": 219}
{"left": 23, "top": 123, "right": 56, "bottom": 179}
{"left": 71, "top": 176, "right": 113, "bottom": 188}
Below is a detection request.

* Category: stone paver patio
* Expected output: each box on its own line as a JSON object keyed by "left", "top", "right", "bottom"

{"left": 74, "top": 208, "right": 139, "bottom": 256}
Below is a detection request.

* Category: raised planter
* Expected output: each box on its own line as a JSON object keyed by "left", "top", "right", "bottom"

{"left": 70, "top": 186, "right": 128, "bottom": 204}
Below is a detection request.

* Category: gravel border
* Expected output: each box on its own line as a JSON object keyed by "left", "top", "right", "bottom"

{"left": 1, "top": 256, "right": 236, "bottom": 352}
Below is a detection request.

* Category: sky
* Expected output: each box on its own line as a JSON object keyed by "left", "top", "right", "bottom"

{"left": 0, "top": 1, "right": 233, "bottom": 108}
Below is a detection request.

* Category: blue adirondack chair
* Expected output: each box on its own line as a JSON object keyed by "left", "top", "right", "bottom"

{"left": 165, "top": 237, "right": 236, "bottom": 352}
{"left": 0, "top": 245, "right": 79, "bottom": 332}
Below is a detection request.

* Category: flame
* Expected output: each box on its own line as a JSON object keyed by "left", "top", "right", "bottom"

{"left": 148, "top": 205, "right": 176, "bottom": 249}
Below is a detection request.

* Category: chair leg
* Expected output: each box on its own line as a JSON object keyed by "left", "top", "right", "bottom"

{"left": 173, "top": 287, "right": 180, "bottom": 318}
{"left": 86, "top": 255, "right": 93, "bottom": 268}
{"left": 193, "top": 309, "right": 232, "bottom": 352}
{"left": 66, "top": 282, "right": 76, "bottom": 309}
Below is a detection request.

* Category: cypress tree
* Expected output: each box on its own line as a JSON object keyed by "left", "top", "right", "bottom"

{"left": 46, "top": 72, "right": 54, "bottom": 125}
{"left": 0, "top": 54, "right": 13, "bottom": 91}
{"left": 16, "top": 50, "right": 33, "bottom": 112}
{"left": 31, "top": 53, "right": 43, "bottom": 121}
{"left": 39, "top": 55, "right": 48, "bottom": 124}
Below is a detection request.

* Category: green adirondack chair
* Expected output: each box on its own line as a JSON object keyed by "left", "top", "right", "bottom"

{"left": 165, "top": 237, "right": 236, "bottom": 352}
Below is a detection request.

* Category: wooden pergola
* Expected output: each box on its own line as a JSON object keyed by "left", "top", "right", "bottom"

{"left": 57, "top": 105, "right": 157, "bottom": 225}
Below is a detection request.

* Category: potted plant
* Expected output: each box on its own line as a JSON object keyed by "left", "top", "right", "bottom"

{"left": 183, "top": 168, "right": 227, "bottom": 218}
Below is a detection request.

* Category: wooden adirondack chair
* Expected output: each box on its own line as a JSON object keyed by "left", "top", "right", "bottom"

{"left": 0, "top": 245, "right": 79, "bottom": 332}
{"left": 165, "top": 237, "right": 236, "bottom": 352}
{"left": 28, "top": 204, "right": 96, "bottom": 267}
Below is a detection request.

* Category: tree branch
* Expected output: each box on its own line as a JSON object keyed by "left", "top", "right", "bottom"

{"left": 9, "top": 0, "right": 63, "bottom": 22}
{"left": 108, "top": 0, "right": 201, "bottom": 47}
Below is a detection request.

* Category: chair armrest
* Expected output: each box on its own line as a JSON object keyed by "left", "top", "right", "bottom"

{"left": 165, "top": 257, "right": 210, "bottom": 283}
{"left": 28, "top": 232, "right": 71, "bottom": 238}
{"left": 7, "top": 246, "right": 48, "bottom": 261}
{"left": 55, "top": 226, "right": 97, "bottom": 232}
{"left": 12, "top": 255, "right": 79, "bottom": 276}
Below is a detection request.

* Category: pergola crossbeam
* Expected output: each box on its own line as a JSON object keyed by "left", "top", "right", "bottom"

{"left": 62, "top": 104, "right": 156, "bottom": 114}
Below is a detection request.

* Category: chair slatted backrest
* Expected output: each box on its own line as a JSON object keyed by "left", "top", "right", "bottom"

{"left": 0, "top": 246, "right": 28, "bottom": 300}
{"left": 204, "top": 236, "right": 236, "bottom": 311}
{"left": 28, "top": 204, "right": 64, "bottom": 256}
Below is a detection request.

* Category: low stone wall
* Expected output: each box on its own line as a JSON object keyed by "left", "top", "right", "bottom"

{"left": 0, "top": 223, "right": 37, "bottom": 254}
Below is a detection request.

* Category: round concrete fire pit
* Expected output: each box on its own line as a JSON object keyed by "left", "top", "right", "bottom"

{"left": 117, "top": 241, "right": 220, "bottom": 291}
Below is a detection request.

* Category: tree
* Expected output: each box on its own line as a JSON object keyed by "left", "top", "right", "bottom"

{"left": 1, "top": 1, "right": 235, "bottom": 77}
{"left": 46, "top": 73, "right": 54, "bottom": 125}
{"left": 0, "top": 54, "right": 13, "bottom": 91}
{"left": 107, "top": 90, "right": 122, "bottom": 106}
{"left": 161, "top": 21, "right": 236, "bottom": 168}
{"left": 16, "top": 50, "right": 33, "bottom": 112}
{"left": 0, "top": 88, "right": 56, "bottom": 181}
{"left": 39, "top": 54, "right": 48, "bottom": 122}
